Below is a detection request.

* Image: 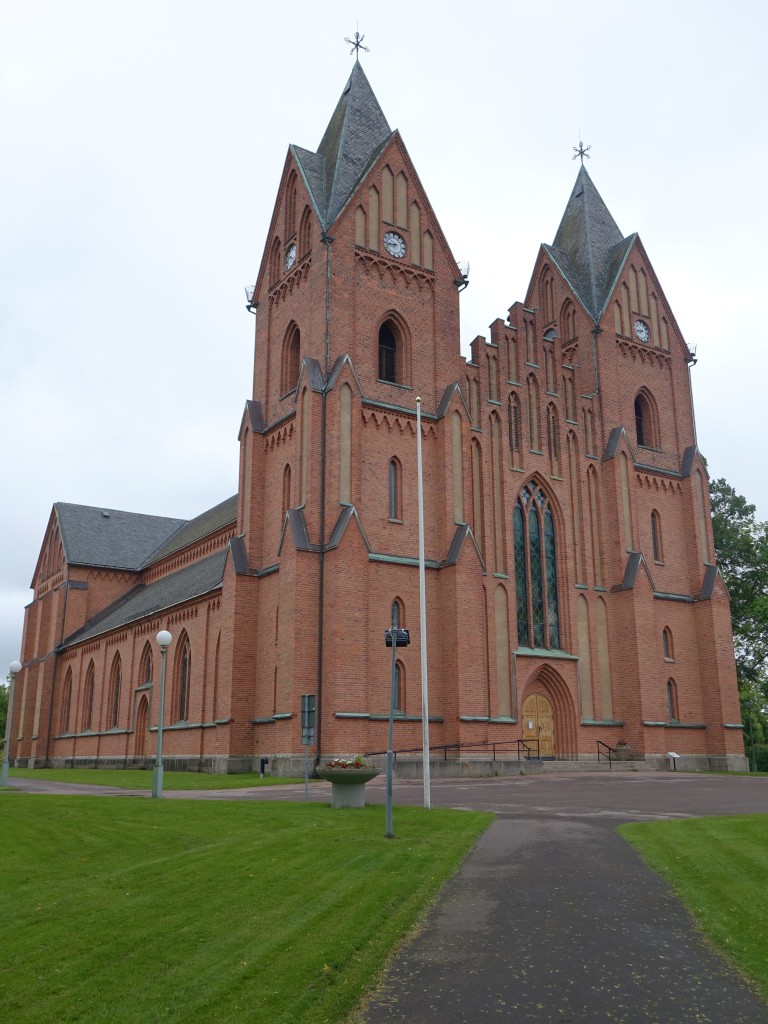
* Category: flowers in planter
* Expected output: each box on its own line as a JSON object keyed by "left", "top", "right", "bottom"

{"left": 324, "top": 756, "right": 369, "bottom": 770}
{"left": 615, "top": 740, "right": 630, "bottom": 749}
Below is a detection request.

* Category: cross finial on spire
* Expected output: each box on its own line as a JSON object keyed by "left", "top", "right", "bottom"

{"left": 345, "top": 30, "right": 369, "bottom": 57}
{"left": 572, "top": 140, "right": 591, "bottom": 165}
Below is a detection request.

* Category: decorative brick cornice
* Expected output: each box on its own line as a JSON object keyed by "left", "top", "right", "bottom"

{"left": 267, "top": 253, "right": 312, "bottom": 308}
{"left": 355, "top": 249, "right": 434, "bottom": 290}
{"left": 616, "top": 336, "right": 671, "bottom": 367}
{"left": 265, "top": 421, "right": 295, "bottom": 450}
{"left": 142, "top": 530, "right": 235, "bottom": 584}
{"left": 166, "top": 606, "right": 199, "bottom": 627}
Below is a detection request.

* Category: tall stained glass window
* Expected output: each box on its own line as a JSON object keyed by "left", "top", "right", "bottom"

{"left": 513, "top": 481, "right": 560, "bottom": 649}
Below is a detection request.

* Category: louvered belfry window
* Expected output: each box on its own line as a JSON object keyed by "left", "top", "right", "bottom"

{"left": 513, "top": 482, "right": 560, "bottom": 649}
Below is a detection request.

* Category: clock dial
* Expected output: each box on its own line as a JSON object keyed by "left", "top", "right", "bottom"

{"left": 284, "top": 243, "right": 297, "bottom": 271}
{"left": 383, "top": 231, "right": 406, "bottom": 258}
{"left": 634, "top": 319, "right": 650, "bottom": 343}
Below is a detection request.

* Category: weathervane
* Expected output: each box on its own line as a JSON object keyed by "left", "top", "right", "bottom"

{"left": 345, "top": 30, "right": 369, "bottom": 57}
{"left": 572, "top": 139, "right": 591, "bottom": 165}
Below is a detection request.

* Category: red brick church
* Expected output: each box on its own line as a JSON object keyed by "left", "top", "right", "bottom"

{"left": 10, "top": 61, "right": 746, "bottom": 773}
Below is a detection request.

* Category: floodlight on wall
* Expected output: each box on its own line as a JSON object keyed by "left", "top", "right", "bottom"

{"left": 384, "top": 629, "right": 410, "bottom": 648}
{"left": 244, "top": 285, "right": 258, "bottom": 314}
{"left": 454, "top": 262, "right": 470, "bottom": 292}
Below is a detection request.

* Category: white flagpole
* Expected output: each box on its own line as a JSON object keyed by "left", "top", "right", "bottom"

{"left": 416, "top": 397, "right": 431, "bottom": 809}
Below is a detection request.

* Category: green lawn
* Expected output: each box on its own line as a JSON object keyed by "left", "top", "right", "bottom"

{"left": 9, "top": 767, "right": 305, "bottom": 789}
{"left": 0, "top": 795, "right": 492, "bottom": 1024}
{"left": 620, "top": 815, "right": 768, "bottom": 1000}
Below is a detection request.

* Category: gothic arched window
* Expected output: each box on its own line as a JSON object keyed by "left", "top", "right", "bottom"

{"left": 394, "top": 661, "right": 404, "bottom": 712}
{"left": 509, "top": 394, "right": 521, "bottom": 468}
{"left": 298, "top": 206, "right": 312, "bottom": 256}
{"left": 139, "top": 643, "right": 153, "bottom": 687}
{"left": 175, "top": 635, "right": 191, "bottom": 722}
{"left": 282, "top": 464, "right": 291, "bottom": 517}
{"left": 378, "top": 322, "right": 397, "bottom": 382}
{"left": 281, "top": 323, "right": 301, "bottom": 395}
{"left": 513, "top": 482, "right": 560, "bottom": 649}
{"left": 60, "top": 668, "right": 73, "bottom": 733}
{"left": 82, "top": 661, "right": 95, "bottom": 731}
{"left": 389, "top": 458, "right": 402, "bottom": 520}
{"left": 651, "top": 510, "right": 663, "bottom": 562}
{"left": 109, "top": 654, "right": 121, "bottom": 730}
{"left": 667, "top": 678, "right": 679, "bottom": 721}
{"left": 634, "top": 389, "right": 659, "bottom": 449}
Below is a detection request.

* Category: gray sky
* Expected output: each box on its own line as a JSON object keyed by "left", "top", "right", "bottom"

{"left": 2, "top": 0, "right": 766, "bottom": 676}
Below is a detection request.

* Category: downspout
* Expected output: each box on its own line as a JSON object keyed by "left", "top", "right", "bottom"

{"left": 315, "top": 231, "right": 333, "bottom": 765}
{"left": 591, "top": 324, "right": 605, "bottom": 452}
{"left": 591, "top": 324, "right": 602, "bottom": 398}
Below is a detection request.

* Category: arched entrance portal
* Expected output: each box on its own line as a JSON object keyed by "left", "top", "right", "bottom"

{"left": 521, "top": 665, "right": 578, "bottom": 759}
{"left": 522, "top": 693, "right": 556, "bottom": 758}
{"left": 134, "top": 696, "right": 149, "bottom": 758}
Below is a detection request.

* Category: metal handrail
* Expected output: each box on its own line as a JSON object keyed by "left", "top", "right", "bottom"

{"left": 365, "top": 738, "right": 541, "bottom": 762}
{"left": 596, "top": 739, "right": 615, "bottom": 768}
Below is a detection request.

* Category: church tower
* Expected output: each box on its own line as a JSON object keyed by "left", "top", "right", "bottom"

{"left": 231, "top": 60, "right": 469, "bottom": 761}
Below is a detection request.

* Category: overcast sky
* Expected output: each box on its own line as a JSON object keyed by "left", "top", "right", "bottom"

{"left": 2, "top": 0, "right": 766, "bottom": 676}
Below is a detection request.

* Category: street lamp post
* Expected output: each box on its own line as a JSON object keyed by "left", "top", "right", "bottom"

{"left": 1, "top": 660, "right": 23, "bottom": 789}
{"left": 152, "top": 631, "right": 172, "bottom": 799}
{"left": 384, "top": 621, "right": 410, "bottom": 838}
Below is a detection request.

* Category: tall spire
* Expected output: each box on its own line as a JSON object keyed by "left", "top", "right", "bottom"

{"left": 292, "top": 62, "right": 392, "bottom": 229}
{"left": 543, "top": 165, "right": 634, "bottom": 322}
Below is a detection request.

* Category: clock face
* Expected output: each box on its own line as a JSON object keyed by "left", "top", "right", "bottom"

{"left": 634, "top": 319, "right": 650, "bottom": 343}
{"left": 284, "top": 243, "right": 297, "bottom": 271}
{"left": 383, "top": 231, "right": 406, "bottom": 258}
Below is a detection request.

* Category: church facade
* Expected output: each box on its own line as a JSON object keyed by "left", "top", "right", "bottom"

{"left": 10, "top": 62, "right": 746, "bottom": 774}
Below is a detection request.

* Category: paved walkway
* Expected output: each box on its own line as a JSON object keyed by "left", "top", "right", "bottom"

{"left": 9, "top": 771, "right": 768, "bottom": 1022}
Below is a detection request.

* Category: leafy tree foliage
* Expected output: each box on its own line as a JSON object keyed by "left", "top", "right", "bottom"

{"left": 710, "top": 478, "right": 768, "bottom": 764}
{"left": 0, "top": 682, "right": 7, "bottom": 750}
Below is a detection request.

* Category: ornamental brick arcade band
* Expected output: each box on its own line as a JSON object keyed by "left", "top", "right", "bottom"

{"left": 9, "top": 61, "right": 746, "bottom": 774}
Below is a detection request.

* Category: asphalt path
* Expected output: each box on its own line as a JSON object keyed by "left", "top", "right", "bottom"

{"left": 8, "top": 771, "right": 768, "bottom": 1022}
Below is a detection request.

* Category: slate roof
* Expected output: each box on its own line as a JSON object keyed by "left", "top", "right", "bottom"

{"left": 53, "top": 496, "right": 237, "bottom": 573}
{"left": 63, "top": 549, "right": 228, "bottom": 647}
{"left": 54, "top": 503, "right": 187, "bottom": 572}
{"left": 142, "top": 495, "right": 237, "bottom": 566}
{"left": 543, "top": 166, "right": 635, "bottom": 323}
{"left": 293, "top": 60, "right": 393, "bottom": 229}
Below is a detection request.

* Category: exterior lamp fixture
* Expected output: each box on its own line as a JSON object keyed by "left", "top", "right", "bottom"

{"left": 152, "top": 630, "right": 173, "bottom": 799}
{"left": 384, "top": 624, "right": 410, "bottom": 838}
{"left": 1, "top": 660, "right": 23, "bottom": 789}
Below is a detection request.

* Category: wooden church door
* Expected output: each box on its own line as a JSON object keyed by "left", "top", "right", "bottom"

{"left": 522, "top": 694, "right": 556, "bottom": 758}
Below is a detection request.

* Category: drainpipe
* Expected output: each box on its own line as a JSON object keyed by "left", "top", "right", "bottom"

{"left": 315, "top": 231, "right": 333, "bottom": 765}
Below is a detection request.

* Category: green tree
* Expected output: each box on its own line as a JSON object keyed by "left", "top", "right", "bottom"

{"left": 710, "top": 478, "right": 768, "bottom": 766}
{"left": 0, "top": 681, "right": 7, "bottom": 750}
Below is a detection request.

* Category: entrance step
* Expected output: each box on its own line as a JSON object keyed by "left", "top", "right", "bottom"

{"left": 386, "top": 757, "right": 659, "bottom": 779}
{"left": 523, "top": 758, "right": 657, "bottom": 774}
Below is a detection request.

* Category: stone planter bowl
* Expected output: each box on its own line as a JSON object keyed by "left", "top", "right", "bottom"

{"left": 316, "top": 767, "right": 380, "bottom": 808}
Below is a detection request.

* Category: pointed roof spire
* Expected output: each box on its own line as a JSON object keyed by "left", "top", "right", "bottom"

{"left": 543, "top": 165, "right": 634, "bottom": 322}
{"left": 292, "top": 61, "right": 392, "bottom": 229}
